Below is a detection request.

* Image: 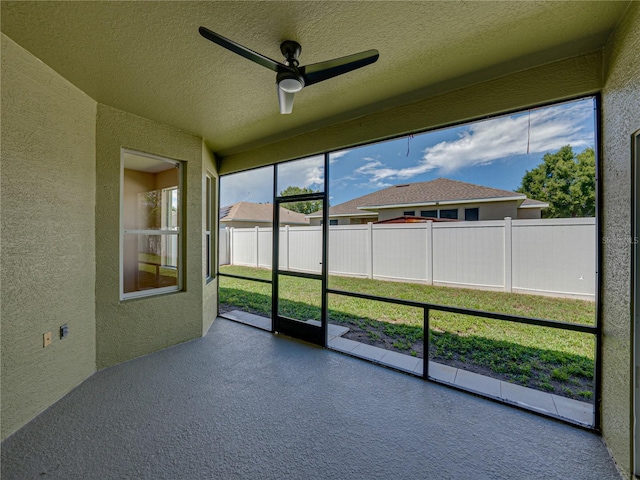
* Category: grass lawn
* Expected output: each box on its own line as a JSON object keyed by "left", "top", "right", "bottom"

{"left": 219, "top": 265, "right": 596, "bottom": 402}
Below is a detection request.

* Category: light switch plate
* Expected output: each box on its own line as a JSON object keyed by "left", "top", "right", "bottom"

{"left": 43, "top": 331, "right": 52, "bottom": 347}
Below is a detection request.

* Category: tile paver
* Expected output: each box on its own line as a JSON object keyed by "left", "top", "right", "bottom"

{"left": 552, "top": 394, "right": 594, "bottom": 425}
{"left": 350, "top": 342, "right": 388, "bottom": 362}
{"left": 454, "top": 368, "right": 502, "bottom": 398}
{"left": 328, "top": 336, "right": 360, "bottom": 353}
{"left": 427, "top": 361, "right": 457, "bottom": 383}
{"left": 328, "top": 324, "right": 349, "bottom": 337}
{"left": 379, "top": 350, "right": 421, "bottom": 372}
{"left": 501, "top": 381, "right": 557, "bottom": 415}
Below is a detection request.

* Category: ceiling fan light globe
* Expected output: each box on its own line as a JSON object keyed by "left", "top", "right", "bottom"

{"left": 278, "top": 77, "right": 304, "bottom": 93}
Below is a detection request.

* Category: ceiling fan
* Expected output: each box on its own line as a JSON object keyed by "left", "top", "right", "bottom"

{"left": 199, "top": 27, "right": 379, "bottom": 114}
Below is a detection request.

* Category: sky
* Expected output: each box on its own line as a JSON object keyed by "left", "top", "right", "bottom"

{"left": 220, "top": 97, "right": 596, "bottom": 207}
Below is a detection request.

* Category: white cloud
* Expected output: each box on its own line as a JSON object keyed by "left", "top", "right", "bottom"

{"left": 329, "top": 150, "right": 350, "bottom": 162}
{"left": 276, "top": 155, "right": 324, "bottom": 193}
{"left": 355, "top": 160, "right": 382, "bottom": 174}
{"left": 354, "top": 100, "right": 593, "bottom": 183}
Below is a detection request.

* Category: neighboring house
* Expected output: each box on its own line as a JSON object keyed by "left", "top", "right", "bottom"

{"left": 220, "top": 201, "right": 309, "bottom": 228}
{"left": 308, "top": 178, "right": 548, "bottom": 225}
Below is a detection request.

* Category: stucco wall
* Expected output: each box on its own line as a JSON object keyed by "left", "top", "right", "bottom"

{"left": 202, "top": 141, "right": 218, "bottom": 335}
{"left": 601, "top": 3, "right": 640, "bottom": 478}
{"left": 95, "top": 105, "right": 206, "bottom": 369}
{"left": 1, "top": 35, "right": 97, "bottom": 440}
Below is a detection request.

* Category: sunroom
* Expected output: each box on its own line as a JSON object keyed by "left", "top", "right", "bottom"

{"left": 2, "top": 1, "right": 639, "bottom": 478}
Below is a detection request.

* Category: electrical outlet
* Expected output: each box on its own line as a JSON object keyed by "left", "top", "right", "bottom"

{"left": 43, "top": 331, "right": 52, "bottom": 347}
{"left": 60, "top": 324, "right": 69, "bottom": 339}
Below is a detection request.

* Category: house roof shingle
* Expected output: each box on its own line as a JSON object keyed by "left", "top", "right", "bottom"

{"left": 220, "top": 202, "right": 309, "bottom": 225}
{"left": 311, "top": 178, "right": 529, "bottom": 217}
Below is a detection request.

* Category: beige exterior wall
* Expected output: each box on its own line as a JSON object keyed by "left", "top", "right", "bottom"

{"left": 309, "top": 216, "right": 374, "bottom": 226}
{"left": 95, "top": 105, "right": 207, "bottom": 369}
{"left": 476, "top": 201, "right": 519, "bottom": 221}
{"left": 516, "top": 208, "right": 543, "bottom": 220}
{"left": 311, "top": 202, "right": 537, "bottom": 225}
{"left": 601, "top": 3, "right": 640, "bottom": 478}
{"left": 1, "top": 35, "right": 97, "bottom": 440}
{"left": 373, "top": 201, "right": 519, "bottom": 222}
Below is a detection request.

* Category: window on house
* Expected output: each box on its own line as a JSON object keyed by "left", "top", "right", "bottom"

{"left": 421, "top": 210, "right": 437, "bottom": 218}
{"left": 440, "top": 209, "right": 458, "bottom": 219}
{"left": 329, "top": 219, "right": 338, "bottom": 225}
{"left": 205, "top": 174, "right": 214, "bottom": 280}
{"left": 403, "top": 210, "right": 415, "bottom": 216}
{"left": 121, "top": 150, "right": 182, "bottom": 299}
{"left": 465, "top": 208, "right": 479, "bottom": 221}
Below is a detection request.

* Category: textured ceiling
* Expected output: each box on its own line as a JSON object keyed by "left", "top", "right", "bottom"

{"left": 1, "top": 1, "right": 630, "bottom": 157}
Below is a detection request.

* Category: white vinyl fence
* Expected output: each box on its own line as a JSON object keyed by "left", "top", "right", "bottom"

{"left": 220, "top": 218, "right": 596, "bottom": 300}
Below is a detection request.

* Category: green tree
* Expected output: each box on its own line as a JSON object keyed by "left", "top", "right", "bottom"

{"left": 279, "top": 186, "right": 322, "bottom": 214}
{"left": 516, "top": 145, "right": 595, "bottom": 218}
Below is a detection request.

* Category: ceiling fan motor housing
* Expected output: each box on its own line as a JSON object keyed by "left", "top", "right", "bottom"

{"left": 277, "top": 70, "right": 305, "bottom": 93}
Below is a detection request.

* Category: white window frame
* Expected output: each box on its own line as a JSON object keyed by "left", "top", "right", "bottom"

{"left": 205, "top": 174, "right": 214, "bottom": 281}
{"left": 120, "top": 149, "right": 183, "bottom": 300}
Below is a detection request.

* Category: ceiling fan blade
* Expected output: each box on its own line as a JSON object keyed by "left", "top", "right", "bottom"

{"left": 300, "top": 49, "right": 379, "bottom": 86}
{"left": 199, "top": 27, "right": 285, "bottom": 73}
{"left": 277, "top": 86, "right": 295, "bottom": 114}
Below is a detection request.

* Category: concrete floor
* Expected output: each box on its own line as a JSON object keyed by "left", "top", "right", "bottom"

{"left": 1, "top": 318, "right": 620, "bottom": 480}
{"left": 224, "top": 310, "right": 595, "bottom": 425}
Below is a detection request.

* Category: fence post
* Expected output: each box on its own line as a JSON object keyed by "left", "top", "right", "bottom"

{"left": 504, "top": 217, "right": 512, "bottom": 292}
{"left": 224, "top": 227, "right": 230, "bottom": 265}
{"left": 285, "top": 225, "right": 290, "bottom": 270}
{"left": 426, "top": 221, "right": 433, "bottom": 285}
{"left": 255, "top": 226, "right": 260, "bottom": 268}
{"left": 229, "top": 227, "right": 234, "bottom": 265}
{"left": 367, "top": 222, "right": 374, "bottom": 279}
